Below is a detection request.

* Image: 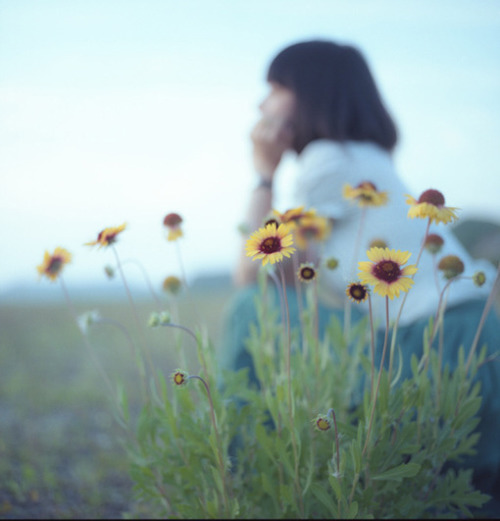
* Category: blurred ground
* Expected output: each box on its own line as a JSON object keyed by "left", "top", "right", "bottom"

{"left": 0, "top": 288, "right": 233, "bottom": 519}
{"left": 1, "top": 218, "right": 498, "bottom": 519}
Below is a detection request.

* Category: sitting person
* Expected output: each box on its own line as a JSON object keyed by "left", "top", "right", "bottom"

{"left": 221, "top": 39, "right": 500, "bottom": 515}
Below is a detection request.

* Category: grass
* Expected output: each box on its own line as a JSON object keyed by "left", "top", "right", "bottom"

{"left": 0, "top": 287, "right": 233, "bottom": 519}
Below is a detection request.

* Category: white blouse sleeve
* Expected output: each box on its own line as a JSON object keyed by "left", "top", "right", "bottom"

{"left": 293, "top": 140, "right": 351, "bottom": 220}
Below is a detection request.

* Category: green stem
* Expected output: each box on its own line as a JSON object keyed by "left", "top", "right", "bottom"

{"left": 465, "top": 262, "right": 500, "bottom": 374}
{"left": 362, "top": 296, "right": 389, "bottom": 456}
{"left": 112, "top": 245, "right": 158, "bottom": 391}
{"left": 189, "top": 375, "right": 230, "bottom": 517}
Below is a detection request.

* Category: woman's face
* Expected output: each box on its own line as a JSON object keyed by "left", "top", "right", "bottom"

{"left": 259, "top": 82, "right": 296, "bottom": 128}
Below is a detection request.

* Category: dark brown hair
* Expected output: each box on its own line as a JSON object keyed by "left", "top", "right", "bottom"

{"left": 267, "top": 40, "right": 398, "bottom": 153}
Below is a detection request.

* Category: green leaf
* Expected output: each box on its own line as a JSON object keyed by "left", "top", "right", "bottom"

{"left": 371, "top": 462, "right": 420, "bottom": 482}
{"left": 310, "top": 483, "right": 338, "bottom": 516}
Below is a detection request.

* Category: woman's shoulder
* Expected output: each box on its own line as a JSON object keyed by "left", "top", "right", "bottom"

{"left": 298, "top": 139, "right": 393, "bottom": 180}
{"left": 300, "top": 139, "right": 391, "bottom": 164}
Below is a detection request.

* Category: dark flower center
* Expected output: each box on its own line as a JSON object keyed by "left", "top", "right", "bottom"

{"left": 164, "top": 213, "right": 183, "bottom": 227}
{"left": 260, "top": 237, "right": 281, "bottom": 254}
{"left": 300, "top": 267, "right": 315, "bottom": 280}
{"left": 372, "top": 260, "right": 401, "bottom": 283}
{"left": 300, "top": 226, "right": 319, "bottom": 239}
{"left": 418, "top": 189, "right": 445, "bottom": 207}
{"left": 357, "top": 181, "right": 377, "bottom": 191}
{"left": 47, "top": 256, "right": 63, "bottom": 274}
{"left": 349, "top": 284, "right": 367, "bottom": 301}
{"left": 264, "top": 218, "right": 280, "bottom": 228}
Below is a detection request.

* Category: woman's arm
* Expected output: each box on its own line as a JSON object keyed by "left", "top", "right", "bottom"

{"left": 233, "top": 117, "right": 293, "bottom": 287}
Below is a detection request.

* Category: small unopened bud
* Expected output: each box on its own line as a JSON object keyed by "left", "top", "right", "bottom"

{"left": 148, "top": 312, "right": 160, "bottom": 327}
{"left": 424, "top": 234, "right": 444, "bottom": 255}
{"left": 325, "top": 257, "right": 339, "bottom": 270}
{"left": 172, "top": 369, "right": 189, "bottom": 387}
{"left": 472, "top": 271, "right": 486, "bottom": 287}
{"left": 159, "top": 311, "right": 172, "bottom": 325}
{"left": 162, "top": 276, "right": 182, "bottom": 295}
{"left": 314, "top": 414, "right": 332, "bottom": 432}
{"left": 369, "top": 238, "right": 388, "bottom": 249}
{"left": 104, "top": 265, "right": 115, "bottom": 279}
{"left": 438, "top": 255, "right": 465, "bottom": 280}
{"left": 77, "top": 310, "right": 101, "bottom": 334}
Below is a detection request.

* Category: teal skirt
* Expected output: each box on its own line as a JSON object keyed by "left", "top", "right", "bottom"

{"left": 220, "top": 284, "right": 500, "bottom": 515}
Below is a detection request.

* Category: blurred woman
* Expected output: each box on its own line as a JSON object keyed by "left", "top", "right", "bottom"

{"left": 222, "top": 39, "right": 500, "bottom": 513}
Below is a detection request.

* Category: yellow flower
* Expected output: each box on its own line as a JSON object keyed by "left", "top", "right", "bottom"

{"left": 85, "top": 223, "right": 127, "bottom": 248}
{"left": 346, "top": 282, "right": 369, "bottom": 303}
{"left": 37, "top": 247, "right": 72, "bottom": 281}
{"left": 163, "top": 212, "right": 183, "bottom": 241}
{"left": 406, "top": 189, "right": 459, "bottom": 224}
{"left": 343, "top": 181, "right": 389, "bottom": 207}
{"left": 245, "top": 223, "right": 295, "bottom": 266}
{"left": 297, "top": 263, "right": 317, "bottom": 283}
{"left": 272, "top": 206, "right": 316, "bottom": 227}
{"left": 294, "top": 215, "right": 331, "bottom": 250}
{"left": 358, "top": 247, "right": 418, "bottom": 299}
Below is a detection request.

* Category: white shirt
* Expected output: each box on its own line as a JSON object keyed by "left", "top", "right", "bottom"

{"left": 278, "top": 139, "right": 496, "bottom": 326}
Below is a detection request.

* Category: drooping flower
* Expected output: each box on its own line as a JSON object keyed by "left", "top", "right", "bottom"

{"left": 245, "top": 223, "right": 295, "bottom": 266}
{"left": 313, "top": 414, "right": 332, "bottom": 432}
{"left": 343, "top": 181, "right": 389, "bottom": 207}
{"left": 163, "top": 213, "right": 183, "bottom": 241}
{"left": 473, "top": 271, "right": 486, "bottom": 287}
{"left": 424, "top": 233, "right": 444, "bottom": 255}
{"left": 85, "top": 223, "right": 127, "bottom": 248}
{"left": 297, "top": 263, "right": 317, "bottom": 283}
{"left": 172, "top": 369, "right": 189, "bottom": 387}
{"left": 163, "top": 275, "right": 182, "bottom": 295}
{"left": 358, "top": 247, "right": 418, "bottom": 299}
{"left": 294, "top": 215, "right": 331, "bottom": 250}
{"left": 272, "top": 206, "right": 316, "bottom": 227}
{"left": 406, "top": 189, "right": 459, "bottom": 224}
{"left": 37, "top": 247, "right": 72, "bottom": 281}
{"left": 346, "top": 282, "right": 369, "bottom": 303}
{"left": 438, "top": 255, "right": 465, "bottom": 280}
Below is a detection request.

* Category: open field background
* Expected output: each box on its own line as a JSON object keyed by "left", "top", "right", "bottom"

{"left": 0, "top": 286, "right": 234, "bottom": 519}
{"left": 1, "top": 219, "right": 499, "bottom": 519}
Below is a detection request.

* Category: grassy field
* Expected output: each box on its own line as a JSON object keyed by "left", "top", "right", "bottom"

{"left": 0, "top": 287, "right": 234, "bottom": 519}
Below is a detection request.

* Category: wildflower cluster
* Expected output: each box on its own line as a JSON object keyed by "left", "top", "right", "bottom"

{"left": 36, "top": 181, "right": 496, "bottom": 519}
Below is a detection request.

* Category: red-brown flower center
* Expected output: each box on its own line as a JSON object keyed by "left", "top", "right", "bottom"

{"left": 299, "top": 226, "right": 319, "bottom": 239}
{"left": 163, "top": 213, "right": 183, "bottom": 227}
{"left": 47, "top": 256, "right": 63, "bottom": 274}
{"left": 372, "top": 260, "right": 401, "bottom": 283}
{"left": 357, "top": 181, "right": 377, "bottom": 191}
{"left": 418, "top": 189, "right": 445, "bottom": 207}
{"left": 260, "top": 236, "right": 281, "bottom": 254}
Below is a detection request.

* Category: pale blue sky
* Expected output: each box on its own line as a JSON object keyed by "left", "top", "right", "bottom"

{"left": 1, "top": 0, "right": 499, "bottom": 295}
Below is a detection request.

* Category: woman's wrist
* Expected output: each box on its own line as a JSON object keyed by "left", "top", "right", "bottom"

{"left": 255, "top": 177, "right": 273, "bottom": 190}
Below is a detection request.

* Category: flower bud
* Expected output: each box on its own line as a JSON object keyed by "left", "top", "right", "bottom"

{"left": 438, "top": 255, "right": 465, "bottom": 279}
